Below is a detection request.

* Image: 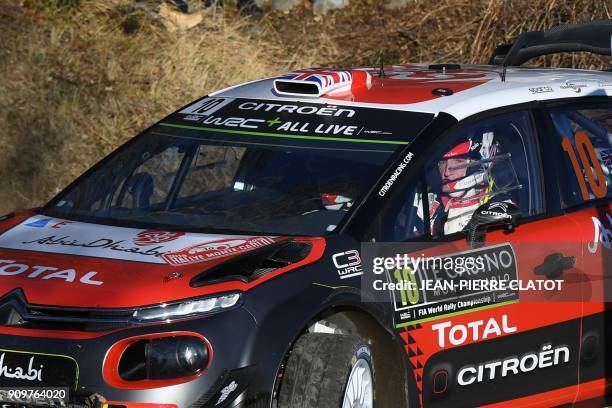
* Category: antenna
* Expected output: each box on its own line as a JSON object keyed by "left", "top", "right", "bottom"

{"left": 500, "top": 32, "right": 532, "bottom": 83}
{"left": 379, "top": 52, "right": 386, "bottom": 78}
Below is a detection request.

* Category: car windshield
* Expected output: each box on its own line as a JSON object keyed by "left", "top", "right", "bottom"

{"left": 43, "top": 98, "right": 433, "bottom": 236}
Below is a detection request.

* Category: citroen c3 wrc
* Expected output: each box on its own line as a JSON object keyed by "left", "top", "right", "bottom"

{"left": 0, "top": 20, "right": 611, "bottom": 408}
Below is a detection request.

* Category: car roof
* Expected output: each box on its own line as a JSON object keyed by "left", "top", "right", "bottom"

{"left": 211, "top": 64, "right": 612, "bottom": 121}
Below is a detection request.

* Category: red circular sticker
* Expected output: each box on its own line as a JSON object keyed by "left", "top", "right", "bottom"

{"left": 134, "top": 230, "right": 185, "bottom": 246}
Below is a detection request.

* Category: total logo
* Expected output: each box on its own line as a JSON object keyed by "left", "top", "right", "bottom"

{"left": 0, "top": 259, "right": 103, "bottom": 286}
{"left": 431, "top": 314, "right": 517, "bottom": 348}
{"left": 588, "top": 213, "right": 612, "bottom": 254}
{"left": 332, "top": 250, "right": 362, "bottom": 280}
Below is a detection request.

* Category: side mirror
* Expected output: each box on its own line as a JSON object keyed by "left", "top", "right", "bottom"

{"left": 466, "top": 201, "right": 520, "bottom": 248}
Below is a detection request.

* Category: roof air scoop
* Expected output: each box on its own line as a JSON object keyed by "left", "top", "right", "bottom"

{"left": 274, "top": 68, "right": 354, "bottom": 97}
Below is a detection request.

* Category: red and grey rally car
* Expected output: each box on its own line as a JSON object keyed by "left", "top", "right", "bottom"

{"left": 0, "top": 21, "right": 611, "bottom": 408}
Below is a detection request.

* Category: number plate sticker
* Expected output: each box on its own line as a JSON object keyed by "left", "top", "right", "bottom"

{"left": 0, "top": 349, "right": 78, "bottom": 391}
{"left": 0, "top": 387, "right": 69, "bottom": 405}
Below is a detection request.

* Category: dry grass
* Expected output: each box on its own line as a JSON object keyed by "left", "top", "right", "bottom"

{"left": 0, "top": 0, "right": 610, "bottom": 214}
{"left": 0, "top": 0, "right": 323, "bottom": 213}
{"left": 262, "top": 0, "right": 611, "bottom": 68}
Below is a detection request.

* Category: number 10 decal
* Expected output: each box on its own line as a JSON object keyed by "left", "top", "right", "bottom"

{"left": 561, "top": 131, "right": 607, "bottom": 200}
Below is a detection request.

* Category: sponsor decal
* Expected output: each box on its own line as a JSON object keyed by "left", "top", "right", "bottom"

{"left": 183, "top": 114, "right": 204, "bottom": 121}
{"left": 0, "top": 260, "right": 103, "bottom": 286}
{"left": 479, "top": 210, "right": 512, "bottom": 219}
{"left": 376, "top": 243, "right": 519, "bottom": 327}
{"left": 133, "top": 230, "right": 185, "bottom": 246}
{"left": 378, "top": 152, "right": 415, "bottom": 197}
{"left": 332, "top": 250, "right": 362, "bottom": 279}
{"left": 179, "top": 97, "right": 233, "bottom": 116}
{"left": 23, "top": 219, "right": 72, "bottom": 229}
{"left": 202, "top": 114, "right": 361, "bottom": 137}
{"left": 0, "top": 216, "right": 265, "bottom": 265}
{"left": 215, "top": 381, "right": 238, "bottom": 406}
{"left": 478, "top": 203, "right": 513, "bottom": 218}
{"left": 597, "top": 80, "right": 612, "bottom": 89}
{"left": 216, "top": 381, "right": 238, "bottom": 406}
{"left": 560, "top": 81, "right": 587, "bottom": 93}
{"left": 431, "top": 314, "right": 516, "bottom": 348}
{"left": 588, "top": 212, "right": 612, "bottom": 253}
{"left": 162, "top": 237, "right": 276, "bottom": 265}
{"left": 163, "top": 271, "right": 183, "bottom": 283}
{"left": 528, "top": 86, "right": 553, "bottom": 94}
{"left": 456, "top": 343, "right": 570, "bottom": 386}
{"left": 275, "top": 121, "right": 358, "bottom": 136}
{"left": 488, "top": 202, "right": 509, "bottom": 211}
{"left": 164, "top": 98, "right": 434, "bottom": 147}
{"left": 201, "top": 115, "right": 266, "bottom": 129}
{"left": 0, "top": 354, "right": 43, "bottom": 382}
{"left": 20, "top": 235, "right": 166, "bottom": 260}
{"left": 385, "top": 68, "right": 493, "bottom": 82}
{"left": 50, "top": 221, "right": 72, "bottom": 229}
{"left": 24, "top": 219, "right": 51, "bottom": 228}
{"left": 237, "top": 101, "right": 356, "bottom": 118}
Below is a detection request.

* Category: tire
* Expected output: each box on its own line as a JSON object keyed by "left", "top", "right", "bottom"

{"left": 278, "top": 333, "right": 375, "bottom": 408}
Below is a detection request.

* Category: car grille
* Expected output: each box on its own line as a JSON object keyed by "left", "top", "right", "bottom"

{"left": 0, "top": 289, "right": 134, "bottom": 332}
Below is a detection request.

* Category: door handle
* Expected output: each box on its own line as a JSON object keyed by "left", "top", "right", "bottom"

{"left": 534, "top": 253, "right": 575, "bottom": 279}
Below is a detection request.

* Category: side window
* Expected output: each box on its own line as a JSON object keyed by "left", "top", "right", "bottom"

{"left": 421, "top": 110, "right": 543, "bottom": 236}
{"left": 549, "top": 104, "right": 612, "bottom": 208}
{"left": 368, "top": 177, "right": 425, "bottom": 241}
{"left": 371, "top": 110, "right": 543, "bottom": 241}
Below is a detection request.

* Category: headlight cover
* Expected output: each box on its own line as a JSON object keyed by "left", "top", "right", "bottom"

{"left": 131, "top": 292, "right": 242, "bottom": 323}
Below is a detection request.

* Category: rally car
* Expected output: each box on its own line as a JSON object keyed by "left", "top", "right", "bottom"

{"left": 0, "top": 20, "right": 611, "bottom": 408}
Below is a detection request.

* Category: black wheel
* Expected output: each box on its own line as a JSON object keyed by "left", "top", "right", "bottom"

{"left": 278, "top": 333, "right": 375, "bottom": 408}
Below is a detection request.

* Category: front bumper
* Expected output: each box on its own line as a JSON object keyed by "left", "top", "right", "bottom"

{"left": 0, "top": 307, "right": 258, "bottom": 408}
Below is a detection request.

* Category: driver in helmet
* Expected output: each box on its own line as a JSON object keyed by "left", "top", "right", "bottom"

{"left": 417, "top": 131, "right": 511, "bottom": 235}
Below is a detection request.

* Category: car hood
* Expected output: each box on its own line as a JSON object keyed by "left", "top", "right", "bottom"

{"left": 0, "top": 212, "right": 290, "bottom": 308}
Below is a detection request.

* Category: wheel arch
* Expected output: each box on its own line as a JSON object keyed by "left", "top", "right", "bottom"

{"left": 272, "top": 302, "right": 418, "bottom": 408}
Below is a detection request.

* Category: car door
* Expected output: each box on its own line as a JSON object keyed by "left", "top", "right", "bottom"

{"left": 541, "top": 100, "right": 612, "bottom": 403}
{"left": 364, "top": 109, "right": 582, "bottom": 407}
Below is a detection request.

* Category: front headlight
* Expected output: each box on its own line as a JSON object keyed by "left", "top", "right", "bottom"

{"left": 131, "top": 292, "right": 242, "bottom": 323}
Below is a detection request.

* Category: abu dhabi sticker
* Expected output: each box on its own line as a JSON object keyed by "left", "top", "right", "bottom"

{"left": 0, "top": 215, "right": 270, "bottom": 265}
{"left": 162, "top": 237, "right": 276, "bottom": 265}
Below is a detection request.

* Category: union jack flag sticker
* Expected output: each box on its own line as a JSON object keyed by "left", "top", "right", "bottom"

{"left": 274, "top": 68, "right": 353, "bottom": 96}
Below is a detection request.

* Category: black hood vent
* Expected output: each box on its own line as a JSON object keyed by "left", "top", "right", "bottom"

{"left": 190, "top": 239, "right": 312, "bottom": 287}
